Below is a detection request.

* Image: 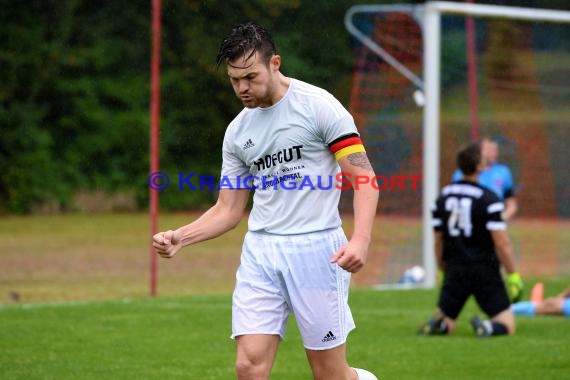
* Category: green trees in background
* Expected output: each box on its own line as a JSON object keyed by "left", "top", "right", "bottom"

{"left": 0, "top": 0, "right": 360, "bottom": 213}
{"left": 1, "top": 1, "right": 150, "bottom": 213}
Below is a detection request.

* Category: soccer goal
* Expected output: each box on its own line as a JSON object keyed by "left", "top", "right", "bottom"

{"left": 345, "top": 2, "right": 570, "bottom": 288}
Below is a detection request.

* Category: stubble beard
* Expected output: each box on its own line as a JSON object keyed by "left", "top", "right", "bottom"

{"left": 242, "top": 75, "right": 275, "bottom": 109}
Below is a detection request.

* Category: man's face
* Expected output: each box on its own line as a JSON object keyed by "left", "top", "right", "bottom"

{"left": 226, "top": 51, "right": 279, "bottom": 109}
{"left": 482, "top": 139, "right": 498, "bottom": 165}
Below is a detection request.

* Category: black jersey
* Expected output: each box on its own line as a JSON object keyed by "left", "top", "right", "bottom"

{"left": 432, "top": 180, "right": 506, "bottom": 265}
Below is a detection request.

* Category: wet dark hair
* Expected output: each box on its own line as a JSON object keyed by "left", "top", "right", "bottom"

{"left": 216, "top": 22, "right": 276, "bottom": 68}
{"left": 457, "top": 142, "right": 482, "bottom": 176}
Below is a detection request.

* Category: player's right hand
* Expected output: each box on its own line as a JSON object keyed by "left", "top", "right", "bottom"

{"left": 506, "top": 272, "right": 524, "bottom": 303}
{"left": 152, "top": 230, "right": 182, "bottom": 259}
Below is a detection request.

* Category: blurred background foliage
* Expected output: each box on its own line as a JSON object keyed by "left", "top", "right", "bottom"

{"left": 0, "top": 0, "right": 567, "bottom": 213}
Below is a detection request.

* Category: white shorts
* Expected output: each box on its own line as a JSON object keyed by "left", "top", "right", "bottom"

{"left": 231, "top": 228, "right": 355, "bottom": 350}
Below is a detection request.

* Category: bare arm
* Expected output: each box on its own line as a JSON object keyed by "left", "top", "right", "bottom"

{"left": 490, "top": 229, "right": 516, "bottom": 274}
{"left": 503, "top": 197, "right": 518, "bottom": 221}
{"left": 330, "top": 152, "right": 379, "bottom": 273}
{"left": 152, "top": 188, "right": 250, "bottom": 258}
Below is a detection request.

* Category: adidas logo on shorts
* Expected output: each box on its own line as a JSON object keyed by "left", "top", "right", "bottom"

{"left": 322, "top": 331, "right": 337, "bottom": 342}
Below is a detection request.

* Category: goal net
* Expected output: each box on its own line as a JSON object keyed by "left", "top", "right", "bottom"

{"left": 345, "top": 2, "right": 570, "bottom": 288}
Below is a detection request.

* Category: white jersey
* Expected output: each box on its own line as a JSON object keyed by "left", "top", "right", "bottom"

{"left": 220, "top": 79, "right": 360, "bottom": 235}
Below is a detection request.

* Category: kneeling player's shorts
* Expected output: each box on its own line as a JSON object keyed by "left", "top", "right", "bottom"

{"left": 231, "top": 227, "right": 355, "bottom": 351}
{"left": 439, "top": 262, "right": 510, "bottom": 319}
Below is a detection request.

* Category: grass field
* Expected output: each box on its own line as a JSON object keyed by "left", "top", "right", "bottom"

{"left": 1, "top": 282, "right": 569, "bottom": 379}
{"left": 1, "top": 213, "right": 569, "bottom": 379}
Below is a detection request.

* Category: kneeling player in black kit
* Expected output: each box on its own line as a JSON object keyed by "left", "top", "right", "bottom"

{"left": 418, "top": 142, "right": 523, "bottom": 337}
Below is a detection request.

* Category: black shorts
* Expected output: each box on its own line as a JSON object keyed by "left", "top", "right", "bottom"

{"left": 438, "top": 263, "right": 510, "bottom": 319}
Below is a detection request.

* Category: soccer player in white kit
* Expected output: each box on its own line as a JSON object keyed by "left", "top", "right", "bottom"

{"left": 152, "top": 23, "right": 379, "bottom": 380}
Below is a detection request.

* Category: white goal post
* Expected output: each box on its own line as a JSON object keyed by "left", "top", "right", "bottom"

{"left": 345, "top": 2, "right": 570, "bottom": 288}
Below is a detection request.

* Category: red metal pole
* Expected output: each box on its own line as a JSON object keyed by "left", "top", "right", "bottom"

{"left": 465, "top": 0, "right": 480, "bottom": 141}
{"left": 149, "top": 0, "right": 161, "bottom": 297}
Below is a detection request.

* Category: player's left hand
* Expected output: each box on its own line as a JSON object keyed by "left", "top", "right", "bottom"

{"left": 330, "top": 241, "right": 368, "bottom": 273}
{"left": 506, "top": 272, "right": 524, "bottom": 303}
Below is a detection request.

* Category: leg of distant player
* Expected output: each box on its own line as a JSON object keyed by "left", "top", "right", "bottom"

{"left": 417, "top": 307, "right": 455, "bottom": 335}
{"left": 434, "top": 308, "right": 514, "bottom": 336}
{"left": 530, "top": 282, "right": 544, "bottom": 303}
{"left": 511, "top": 300, "right": 537, "bottom": 316}
{"left": 235, "top": 334, "right": 280, "bottom": 379}
{"left": 488, "top": 307, "right": 515, "bottom": 334}
{"left": 441, "top": 313, "right": 456, "bottom": 333}
{"left": 471, "top": 297, "right": 515, "bottom": 337}
{"left": 537, "top": 287, "right": 570, "bottom": 316}
{"left": 512, "top": 286, "right": 570, "bottom": 317}
{"left": 535, "top": 296, "right": 567, "bottom": 316}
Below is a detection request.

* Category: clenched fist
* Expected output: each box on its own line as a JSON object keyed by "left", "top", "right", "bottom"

{"left": 152, "top": 230, "right": 182, "bottom": 258}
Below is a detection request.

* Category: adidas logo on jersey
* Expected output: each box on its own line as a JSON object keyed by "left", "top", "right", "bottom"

{"left": 322, "top": 331, "right": 336, "bottom": 342}
{"left": 242, "top": 138, "right": 255, "bottom": 150}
